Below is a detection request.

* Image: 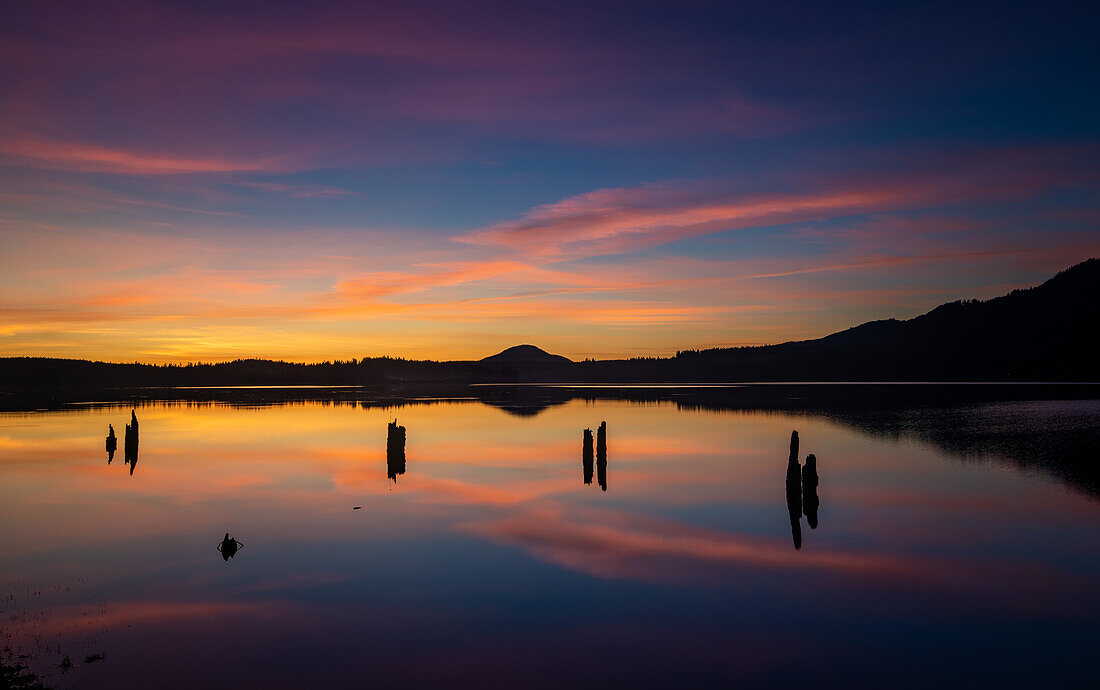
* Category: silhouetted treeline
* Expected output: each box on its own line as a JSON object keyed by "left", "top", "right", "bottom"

{"left": 0, "top": 356, "right": 487, "bottom": 389}
{"left": 2, "top": 259, "right": 1098, "bottom": 391}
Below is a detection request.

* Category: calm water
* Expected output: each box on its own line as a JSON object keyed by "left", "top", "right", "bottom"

{"left": 1, "top": 389, "right": 1098, "bottom": 688}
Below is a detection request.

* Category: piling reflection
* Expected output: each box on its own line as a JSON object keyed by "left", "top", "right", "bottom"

{"left": 387, "top": 419, "right": 406, "bottom": 483}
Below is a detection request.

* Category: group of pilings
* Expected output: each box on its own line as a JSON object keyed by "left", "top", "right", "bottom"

{"left": 582, "top": 421, "right": 608, "bottom": 491}
{"left": 105, "top": 409, "right": 139, "bottom": 475}
{"left": 785, "top": 430, "right": 820, "bottom": 550}
{"left": 382, "top": 419, "right": 609, "bottom": 492}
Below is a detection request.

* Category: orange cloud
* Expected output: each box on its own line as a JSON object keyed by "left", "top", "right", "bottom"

{"left": 0, "top": 136, "right": 293, "bottom": 174}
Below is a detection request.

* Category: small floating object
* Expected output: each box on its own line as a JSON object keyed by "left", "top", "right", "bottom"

{"left": 217, "top": 532, "right": 243, "bottom": 561}
{"left": 353, "top": 506, "right": 362, "bottom": 510}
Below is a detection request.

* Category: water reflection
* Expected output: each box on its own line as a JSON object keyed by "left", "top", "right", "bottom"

{"left": 36, "top": 383, "right": 1100, "bottom": 499}
{"left": 386, "top": 419, "right": 406, "bottom": 483}
{"left": 2, "top": 395, "right": 1098, "bottom": 688}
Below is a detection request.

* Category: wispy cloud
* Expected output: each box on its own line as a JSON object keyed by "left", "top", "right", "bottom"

{"left": 459, "top": 185, "right": 894, "bottom": 259}
{"left": 456, "top": 145, "right": 1100, "bottom": 261}
{"left": 743, "top": 249, "right": 1039, "bottom": 279}
{"left": 234, "top": 181, "right": 356, "bottom": 199}
{"left": 0, "top": 136, "right": 294, "bottom": 174}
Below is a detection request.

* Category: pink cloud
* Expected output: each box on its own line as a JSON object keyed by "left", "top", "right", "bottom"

{"left": 0, "top": 135, "right": 295, "bottom": 174}
{"left": 459, "top": 185, "right": 895, "bottom": 259}
{"left": 456, "top": 145, "right": 1100, "bottom": 260}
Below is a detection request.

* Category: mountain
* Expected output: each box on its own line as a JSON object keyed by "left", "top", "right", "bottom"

{"left": 478, "top": 344, "right": 573, "bottom": 381}
{"left": 479, "top": 344, "right": 572, "bottom": 365}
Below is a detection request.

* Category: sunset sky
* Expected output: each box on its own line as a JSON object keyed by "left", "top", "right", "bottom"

{"left": 2, "top": 0, "right": 1098, "bottom": 362}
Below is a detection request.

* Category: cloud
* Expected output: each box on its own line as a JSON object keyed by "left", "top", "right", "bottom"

{"left": 235, "top": 181, "right": 356, "bottom": 198}
{"left": 456, "top": 145, "right": 1100, "bottom": 261}
{"left": 459, "top": 184, "right": 894, "bottom": 259}
{"left": 743, "top": 249, "right": 1037, "bottom": 279}
{"left": 0, "top": 136, "right": 293, "bottom": 174}
{"left": 3, "top": 140, "right": 1098, "bottom": 362}
{"left": 0, "top": 1, "right": 802, "bottom": 179}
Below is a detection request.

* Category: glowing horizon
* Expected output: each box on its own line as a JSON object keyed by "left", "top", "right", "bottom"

{"left": 2, "top": 2, "right": 1098, "bottom": 362}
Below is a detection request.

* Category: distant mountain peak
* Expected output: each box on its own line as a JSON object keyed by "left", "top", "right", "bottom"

{"left": 479, "top": 344, "right": 572, "bottom": 364}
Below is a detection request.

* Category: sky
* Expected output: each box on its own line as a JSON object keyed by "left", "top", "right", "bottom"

{"left": 1, "top": 0, "right": 1098, "bottom": 362}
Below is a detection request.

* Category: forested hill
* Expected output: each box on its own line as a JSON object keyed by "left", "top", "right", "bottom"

{"left": 2, "top": 259, "right": 1097, "bottom": 387}
{"left": 667, "top": 257, "right": 1100, "bottom": 381}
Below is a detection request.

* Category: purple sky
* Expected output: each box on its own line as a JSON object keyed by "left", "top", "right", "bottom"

{"left": 1, "top": 0, "right": 1098, "bottom": 361}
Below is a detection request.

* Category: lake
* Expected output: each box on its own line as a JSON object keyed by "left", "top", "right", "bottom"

{"left": 1, "top": 385, "right": 1098, "bottom": 688}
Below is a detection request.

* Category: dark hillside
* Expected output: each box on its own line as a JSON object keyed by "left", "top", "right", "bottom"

{"left": 669, "top": 258, "right": 1100, "bottom": 381}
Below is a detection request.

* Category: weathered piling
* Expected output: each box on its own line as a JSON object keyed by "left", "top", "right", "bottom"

{"left": 124, "top": 412, "right": 139, "bottom": 475}
{"left": 595, "top": 421, "right": 607, "bottom": 491}
{"left": 106, "top": 424, "right": 117, "bottom": 463}
{"left": 802, "top": 453, "right": 819, "bottom": 529}
{"left": 582, "top": 428, "right": 594, "bottom": 485}
{"left": 387, "top": 419, "right": 407, "bottom": 482}
{"left": 785, "top": 431, "right": 802, "bottom": 550}
{"left": 219, "top": 533, "right": 242, "bottom": 561}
